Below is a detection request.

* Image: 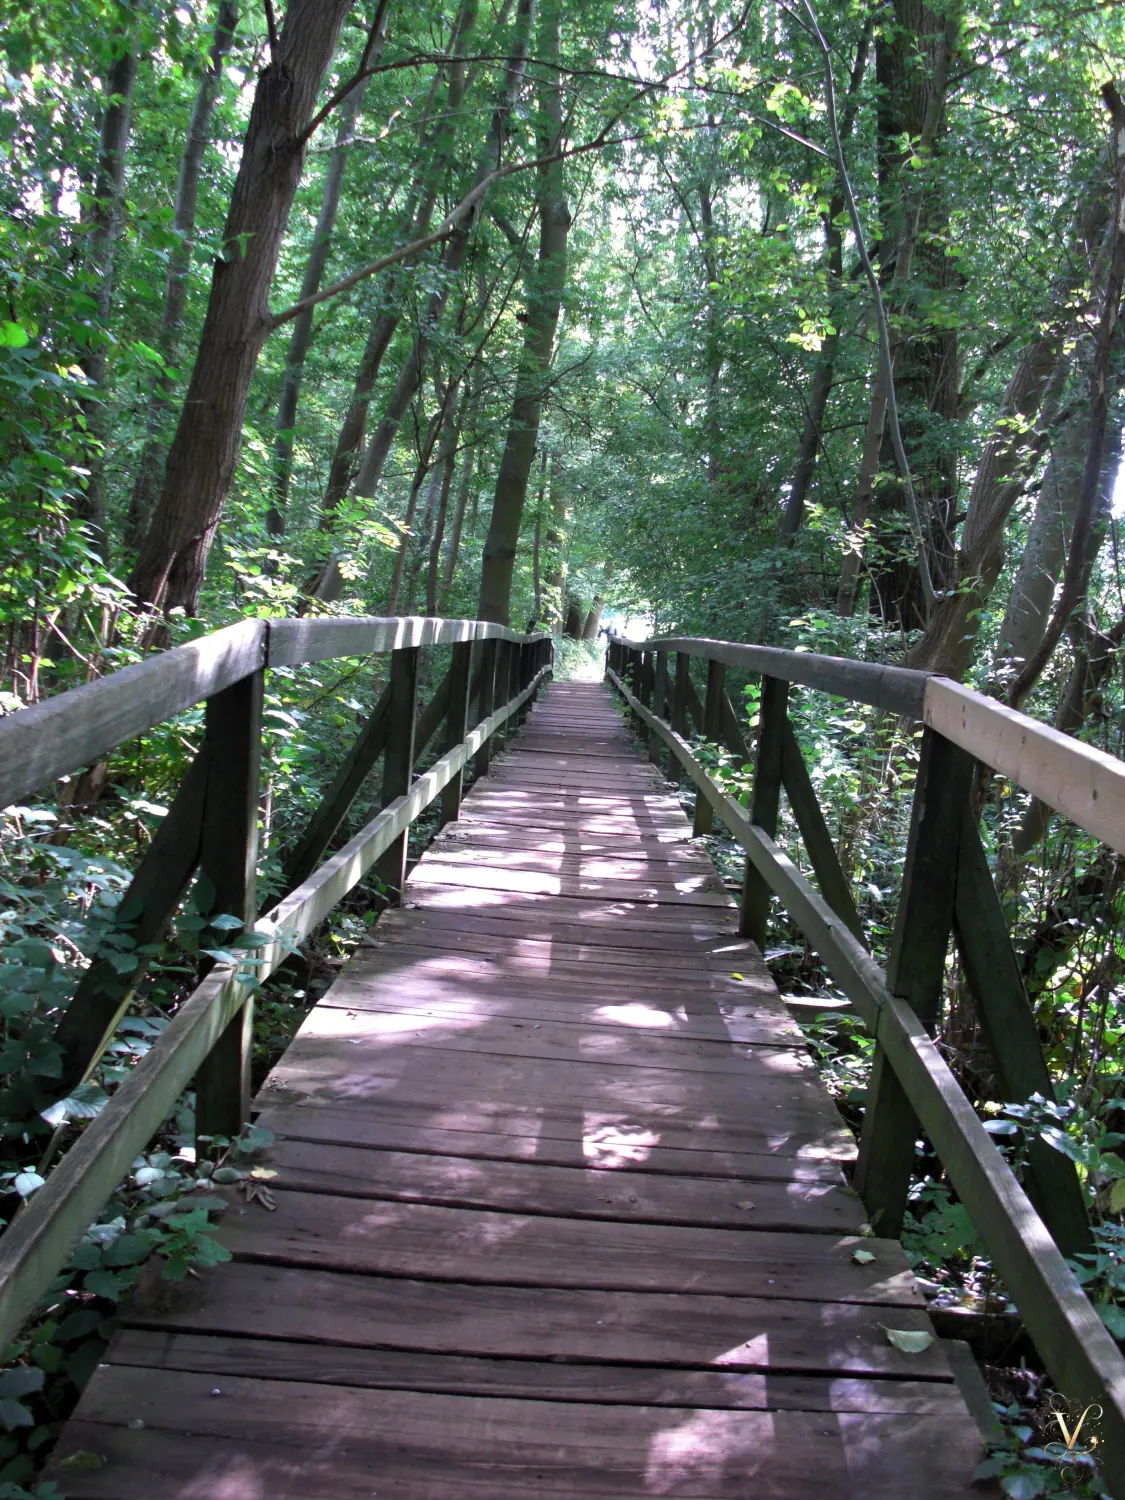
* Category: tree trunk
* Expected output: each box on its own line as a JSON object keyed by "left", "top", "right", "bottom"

{"left": 350, "top": 0, "right": 532, "bottom": 504}
{"left": 78, "top": 45, "right": 139, "bottom": 546}
{"left": 836, "top": 0, "right": 956, "bottom": 615}
{"left": 477, "top": 0, "right": 568, "bottom": 625}
{"left": 581, "top": 597, "right": 603, "bottom": 640}
{"left": 541, "top": 453, "right": 568, "bottom": 630}
{"left": 903, "top": 168, "right": 1113, "bottom": 677}
{"left": 125, "top": 1, "right": 239, "bottom": 553}
{"left": 425, "top": 395, "right": 465, "bottom": 614}
{"left": 128, "top": 0, "right": 356, "bottom": 615}
{"left": 269, "top": 22, "right": 383, "bottom": 535}
{"left": 386, "top": 404, "right": 444, "bottom": 614}
{"left": 994, "top": 339, "right": 1121, "bottom": 685}
{"left": 317, "top": 2, "right": 475, "bottom": 520}
{"left": 1008, "top": 87, "right": 1125, "bottom": 708}
{"left": 438, "top": 378, "right": 478, "bottom": 608}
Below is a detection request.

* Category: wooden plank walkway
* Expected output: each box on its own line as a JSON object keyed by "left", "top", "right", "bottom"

{"left": 49, "top": 680, "right": 990, "bottom": 1497}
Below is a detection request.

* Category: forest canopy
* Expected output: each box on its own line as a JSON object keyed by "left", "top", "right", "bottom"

{"left": 0, "top": 0, "right": 1120, "bottom": 685}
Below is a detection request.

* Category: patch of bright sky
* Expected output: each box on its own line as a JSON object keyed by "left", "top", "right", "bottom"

{"left": 1113, "top": 457, "right": 1125, "bottom": 519}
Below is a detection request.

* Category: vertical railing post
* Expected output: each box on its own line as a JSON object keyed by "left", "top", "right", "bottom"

{"left": 650, "top": 649, "right": 668, "bottom": 769}
{"left": 195, "top": 666, "right": 264, "bottom": 1141}
{"left": 739, "top": 674, "right": 788, "bottom": 947}
{"left": 854, "top": 727, "right": 973, "bottom": 1237}
{"left": 473, "top": 637, "right": 498, "bottom": 778}
{"left": 692, "top": 657, "right": 726, "bottom": 837}
{"left": 671, "top": 651, "right": 690, "bottom": 738}
{"left": 440, "top": 639, "right": 474, "bottom": 827}
{"left": 374, "top": 644, "right": 419, "bottom": 906}
{"left": 494, "top": 639, "right": 513, "bottom": 751}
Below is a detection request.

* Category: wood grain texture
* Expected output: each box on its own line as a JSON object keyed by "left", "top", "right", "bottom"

{"left": 46, "top": 679, "right": 990, "bottom": 1497}
{"left": 924, "top": 675, "right": 1125, "bottom": 854}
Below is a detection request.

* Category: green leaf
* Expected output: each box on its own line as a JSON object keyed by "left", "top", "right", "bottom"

{"left": 1098, "top": 1301, "right": 1125, "bottom": 1338}
{"left": 101, "top": 1232, "right": 152, "bottom": 1267}
{"left": 0, "top": 1401, "right": 32, "bottom": 1431}
{"left": 1110, "top": 1178, "right": 1125, "bottom": 1214}
{"left": 12, "top": 1173, "right": 43, "bottom": 1199}
{"left": 0, "top": 323, "right": 29, "bottom": 349}
{"left": 852, "top": 1248, "right": 876, "bottom": 1264}
{"left": 0, "top": 1369, "right": 44, "bottom": 1400}
{"left": 1000, "top": 1474, "right": 1046, "bottom": 1499}
{"left": 880, "top": 1326, "right": 934, "bottom": 1354}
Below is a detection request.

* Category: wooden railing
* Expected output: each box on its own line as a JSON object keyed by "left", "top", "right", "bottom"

{"left": 0, "top": 616, "right": 551, "bottom": 1352}
{"left": 606, "top": 629, "right": 1125, "bottom": 1485}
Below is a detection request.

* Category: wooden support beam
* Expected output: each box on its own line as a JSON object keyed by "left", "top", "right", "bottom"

{"left": 194, "top": 668, "right": 264, "bottom": 1140}
{"left": 693, "top": 659, "right": 726, "bottom": 838}
{"left": 280, "top": 682, "right": 392, "bottom": 899}
{"left": 781, "top": 722, "right": 865, "bottom": 945}
{"left": 650, "top": 650, "right": 668, "bottom": 769}
{"left": 954, "top": 806, "right": 1092, "bottom": 1258}
{"left": 374, "top": 645, "right": 419, "bottom": 908}
{"left": 671, "top": 652, "right": 691, "bottom": 738}
{"left": 719, "top": 689, "right": 750, "bottom": 764}
{"left": 473, "top": 639, "right": 498, "bottom": 778}
{"left": 53, "top": 751, "right": 210, "bottom": 1095}
{"left": 440, "top": 642, "right": 474, "bottom": 827}
{"left": 855, "top": 729, "right": 974, "bottom": 1237}
{"left": 740, "top": 675, "right": 788, "bottom": 947}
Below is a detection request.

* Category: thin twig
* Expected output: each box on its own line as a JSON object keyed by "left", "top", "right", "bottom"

{"left": 263, "top": 0, "right": 279, "bottom": 61}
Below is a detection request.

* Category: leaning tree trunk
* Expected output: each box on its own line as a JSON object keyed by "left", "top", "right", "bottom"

{"left": 540, "top": 453, "right": 568, "bottom": 631}
{"left": 125, "top": 1, "right": 239, "bottom": 553}
{"left": 993, "top": 332, "right": 1122, "bottom": 687}
{"left": 269, "top": 15, "right": 384, "bottom": 535}
{"left": 903, "top": 159, "right": 1112, "bottom": 677}
{"left": 78, "top": 45, "right": 139, "bottom": 546}
{"left": 129, "top": 0, "right": 356, "bottom": 614}
{"left": 351, "top": 0, "right": 532, "bottom": 506}
{"left": 477, "top": 0, "right": 569, "bottom": 625}
{"left": 317, "top": 11, "right": 474, "bottom": 520}
{"left": 1007, "top": 85, "right": 1125, "bottom": 709}
{"left": 437, "top": 375, "right": 478, "bottom": 609}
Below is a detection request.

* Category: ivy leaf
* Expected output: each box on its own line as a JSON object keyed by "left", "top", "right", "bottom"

{"left": 12, "top": 1172, "right": 44, "bottom": 1198}
{"left": 0, "top": 1368, "right": 44, "bottom": 1400}
{"left": 0, "top": 1399, "right": 33, "bottom": 1430}
{"left": 852, "top": 1248, "right": 876, "bottom": 1264}
{"left": 880, "top": 1326, "right": 934, "bottom": 1354}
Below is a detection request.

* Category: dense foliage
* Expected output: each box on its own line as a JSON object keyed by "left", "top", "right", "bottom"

{"left": 2, "top": 0, "right": 1125, "bottom": 1490}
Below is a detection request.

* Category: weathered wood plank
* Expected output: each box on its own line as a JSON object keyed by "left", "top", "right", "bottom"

{"left": 613, "top": 632, "right": 929, "bottom": 717}
{"left": 924, "top": 674, "right": 1125, "bottom": 854}
{"left": 194, "top": 667, "right": 263, "bottom": 1139}
{"left": 0, "top": 619, "right": 266, "bottom": 808}
{"left": 50, "top": 1369, "right": 985, "bottom": 1499}
{"left": 259, "top": 1140, "right": 863, "bottom": 1231}
{"left": 106, "top": 1328, "right": 973, "bottom": 1413}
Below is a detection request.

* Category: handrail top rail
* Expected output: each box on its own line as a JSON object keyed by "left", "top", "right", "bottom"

{"left": 608, "top": 631, "right": 929, "bottom": 717}
{"left": 608, "top": 629, "right": 1125, "bottom": 857}
{"left": 0, "top": 615, "right": 549, "bottom": 812}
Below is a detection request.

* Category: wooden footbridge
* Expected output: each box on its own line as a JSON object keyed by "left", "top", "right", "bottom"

{"left": 1, "top": 616, "right": 1125, "bottom": 1495}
